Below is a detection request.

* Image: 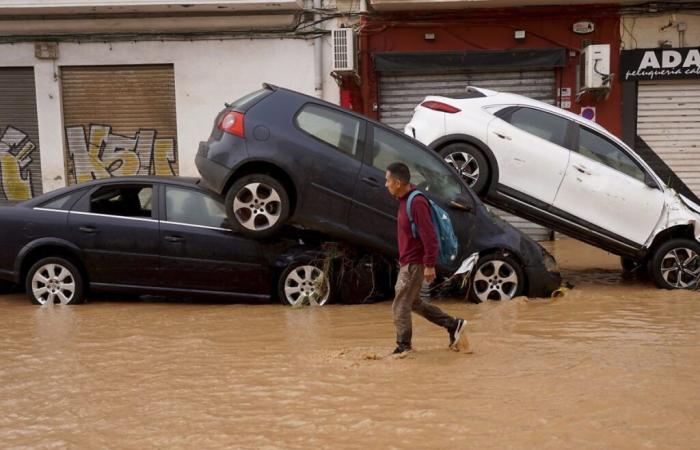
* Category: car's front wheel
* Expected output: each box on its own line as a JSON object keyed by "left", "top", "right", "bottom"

{"left": 471, "top": 252, "right": 524, "bottom": 302}
{"left": 226, "top": 174, "right": 290, "bottom": 238}
{"left": 650, "top": 239, "right": 700, "bottom": 289}
{"left": 25, "top": 257, "right": 85, "bottom": 305}
{"left": 440, "top": 142, "right": 490, "bottom": 195}
{"left": 278, "top": 259, "right": 332, "bottom": 307}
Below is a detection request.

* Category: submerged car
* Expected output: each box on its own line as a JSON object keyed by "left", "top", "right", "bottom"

{"left": 196, "top": 84, "right": 561, "bottom": 301}
{"left": 0, "top": 177, "right": 354, "bottom": 306}
{"left": 405, "top": 87, "right": 700, "bottom": 290}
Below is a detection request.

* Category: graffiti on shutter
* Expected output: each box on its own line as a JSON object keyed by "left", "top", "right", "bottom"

{"left": 0, "top": 126, "right": 37, "bottom": 201}
{"left": 65, "top": 123, "right": 177, "bottom": 184}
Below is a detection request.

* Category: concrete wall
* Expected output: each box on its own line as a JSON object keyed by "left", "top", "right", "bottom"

{"left": 0, "top": 37, "right": 339, "bottom": 194}
{"left": 622, "top": 13, "right": 700, "bottom": 49}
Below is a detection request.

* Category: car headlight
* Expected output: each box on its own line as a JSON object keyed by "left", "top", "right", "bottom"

{"left": 543, "top": 252, "right": 558, "bottom": 272}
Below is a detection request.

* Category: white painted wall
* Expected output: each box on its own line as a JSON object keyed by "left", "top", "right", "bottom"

{"left": 622, "top": 13, "right": 700, "bottom": 49}
{"left": 0, "top": 37, "right": 340, "bottom": 193}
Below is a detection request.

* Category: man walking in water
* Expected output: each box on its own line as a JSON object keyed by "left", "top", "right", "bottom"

{"left": 385, "top": 162, "right": 468, "bottom": 355}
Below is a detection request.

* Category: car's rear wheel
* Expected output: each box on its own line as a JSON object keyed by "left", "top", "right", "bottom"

{"left": 440, "top": 143, "right": 489, "bottom": 195}
{"left": 470, "top": 252, "right": 524, "bottom": 302}
{"left": 25, "top": 257, "right": 85, "bottom": 305}
{"left": 226, "top": 174, "right": 290, "bottom": 238}
{"left": 278, "top": 259, "right": 332, "bottom": 307}
{"left": 650, "top": 239, "right": 700, "bottom": 289}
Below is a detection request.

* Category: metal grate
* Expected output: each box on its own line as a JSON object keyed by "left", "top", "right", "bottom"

{"left": 638, "top": 80, "right": 700, "bottom": 196}
{"left": 61, "top": 64, "right": 179, "bottom": 185}
{"left": 0, "top": 67, "right": 42, "bottom": 205}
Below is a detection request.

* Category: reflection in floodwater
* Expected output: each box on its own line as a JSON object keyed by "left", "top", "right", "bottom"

{"left": 0, "top": 239, "right": 698, "bottom": 449}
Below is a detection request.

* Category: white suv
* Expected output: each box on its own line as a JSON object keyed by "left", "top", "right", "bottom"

{"left": 405, "top": 87, "right": 700, "bottom": 290}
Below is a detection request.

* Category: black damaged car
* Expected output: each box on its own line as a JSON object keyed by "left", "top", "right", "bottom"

{"left": 0, "top": 177, "right": 383, "bottom": 306}
{"left": 196, "top": 84, "right": 561, "bottom": 301}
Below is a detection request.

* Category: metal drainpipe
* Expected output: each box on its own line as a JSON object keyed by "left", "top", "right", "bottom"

{"left": 313, "top": 0, "right": 323, "bottom": 98}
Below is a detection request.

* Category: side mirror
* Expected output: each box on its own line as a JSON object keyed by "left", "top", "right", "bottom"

{"left": 644, "top": 172, "right": 658, "bottom": 189}
{"left": 450, "top": 195, "right": 473, "bottom": 212}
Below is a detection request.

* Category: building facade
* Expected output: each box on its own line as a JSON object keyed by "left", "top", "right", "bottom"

{"left": 339, "top": 1, "right": 622, "bottom": 240}
{"left": 619, "top": 7, "right": 700, "bottom": 202}
{"left": 0, "top": 0, "right": 355, "bottom": 204}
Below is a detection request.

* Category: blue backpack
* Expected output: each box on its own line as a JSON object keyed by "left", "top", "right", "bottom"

{"left": 406, "top": 191, "right": 459, "bottom": 267}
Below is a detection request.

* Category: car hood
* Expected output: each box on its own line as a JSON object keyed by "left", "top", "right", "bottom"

{"left": 469, "top": 205, "right": 555, "bottom": 269}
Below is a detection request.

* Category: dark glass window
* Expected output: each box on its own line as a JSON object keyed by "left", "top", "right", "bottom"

{"left": 40, "top": 193, "right": 74, "bottom": 210}
{"left": 89, "top": 185, "right": 153, "bottom": 218}
{"left": 230, "top": 88, "right": 272, "bottom": 111}
{"left": 578, "top": 128, "right": 646, "bottom": 182}
{"left": 165, "top": 187, "right": 227, "bottom": 228}
{"left": 372, "top": 126, "right": 463, "bottom": 200}
{"left": 507, "top": 108, "right": 570, "bottom": 147}
{"left": 296, "top": 104, "right": 361, "bottom": 156}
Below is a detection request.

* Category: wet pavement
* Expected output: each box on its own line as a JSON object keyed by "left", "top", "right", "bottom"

{"left": 1, "top": 239, "right": 699, "bottom": 449}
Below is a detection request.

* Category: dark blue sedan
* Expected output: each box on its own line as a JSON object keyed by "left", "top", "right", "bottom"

{"left": 0, "top": 177, "right": 342, "bottom": 306}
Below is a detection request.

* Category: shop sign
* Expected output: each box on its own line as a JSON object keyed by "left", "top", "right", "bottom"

{"left": 621, "top": 47, "right": 700, "bottom": 81}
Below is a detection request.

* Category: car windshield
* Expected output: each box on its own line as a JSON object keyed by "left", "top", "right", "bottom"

{"left": 372, "top": 126, "right": 463, "bottom": 200}
{"left": 229, "top": 88, "right": 272, "bottom": 111}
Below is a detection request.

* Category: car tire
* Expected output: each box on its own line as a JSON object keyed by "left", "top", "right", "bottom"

{"left": 278, "top": 258, "right": 332, "bottom": 307}
{"left": 650, "top": 238, "right": 700, "bottom": 290}
{"left": 25, "top": 257, "right": 86, "bottom": 305}
{"left": 225, "top": 174, "right": 290, "bottom": 239}
{"left": 439, "top": 143, "right": 490, "bottom": 195}
{"left": 470, "top": 252, "right": 525, "bottom": 302}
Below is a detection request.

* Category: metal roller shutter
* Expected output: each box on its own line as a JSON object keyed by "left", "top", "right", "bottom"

{"left": 61, "top": 64, "right": 178, "bottom": 185}
{"left": 637, "top": 80, "right": 700, "bottom": 196}
{"left": 378, "top": 70, "right": 556, "bottom": 241}
{"left": 0, "top": 67, "right": 42, "bottom": 205}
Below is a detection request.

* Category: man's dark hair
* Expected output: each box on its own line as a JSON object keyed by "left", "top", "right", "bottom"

{"left": 387, "top": 162, "right": 411, "bottom": 184}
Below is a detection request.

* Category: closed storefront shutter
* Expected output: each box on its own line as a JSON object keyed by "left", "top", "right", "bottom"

{"left": 0, "top": 67, "right": 42, "bottom": 205}
{"left": 61, "top": 64, "right": 178, "bottom": 185}
{"left": 378, "top": 70, "right": 556, "bottom": 241}
{"left": 637, "top": 80, "right": 700, "bottom": 196}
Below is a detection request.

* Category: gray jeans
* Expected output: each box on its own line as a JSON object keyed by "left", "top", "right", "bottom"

{"left": 393, "top": 264, "right": 457, "bottom": 346}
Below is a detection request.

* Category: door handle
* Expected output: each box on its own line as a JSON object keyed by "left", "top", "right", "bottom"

{"left": 362, "top": 177, "right": 381, "bottom": 187}
{"left": 492, "top": 131, "right": 511, "bottom": 141}
{"left": 79, "top": 226, "right": 98, "bottom": 234}
{"left": 572, "top": 164, "right": 591, "bottom": 175}
{"left": 164, "top": 235, "right": 184, "bottom": 243}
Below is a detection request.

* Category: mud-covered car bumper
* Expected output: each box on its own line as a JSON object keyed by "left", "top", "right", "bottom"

{"left": 525, "top": 265, "right": 562, "bottom": 298}
{"left": 525, "top": 250, "right": 562, "bottom": 298}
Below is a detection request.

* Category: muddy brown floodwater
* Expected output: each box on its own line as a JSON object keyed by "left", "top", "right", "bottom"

{"left": 1, "top": 239, "right": 699, "bottom": 449}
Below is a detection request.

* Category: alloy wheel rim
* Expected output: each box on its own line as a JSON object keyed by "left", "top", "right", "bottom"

{"left": 660, "top": 247, "right": 700, "bottom": 288}
{"left": 284, "top": 265, "right": 330, "bottom": 306}
{"left": 473, "top": 260, "right": 519, "bottom": 301}
{"left": 31, "top": 263, "right": 76, "bottom": 305}
{"left": 444, "top": 152, "right": 480, "bottom": 187}
{"left": 232, "top": 182, "right": 282, "bottom": 231}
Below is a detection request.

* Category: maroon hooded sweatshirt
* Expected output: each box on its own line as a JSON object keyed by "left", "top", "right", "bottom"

{"left": 397, "top": 187, "right": 438, "bottom": 268}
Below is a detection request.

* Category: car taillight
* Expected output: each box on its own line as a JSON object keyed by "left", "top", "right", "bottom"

{"left": 218, "top": 111, "right": 245, "bottom": 138}
{"left": 420, "top": 101, "right": 461, "bottom": 114}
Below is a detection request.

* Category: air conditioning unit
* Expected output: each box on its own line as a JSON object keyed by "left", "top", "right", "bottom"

{"left": 332, "top": 28, "right": 356, "bottom": 73}
{"left": 578, "top": 44, "right": 611, "bottom": 90}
